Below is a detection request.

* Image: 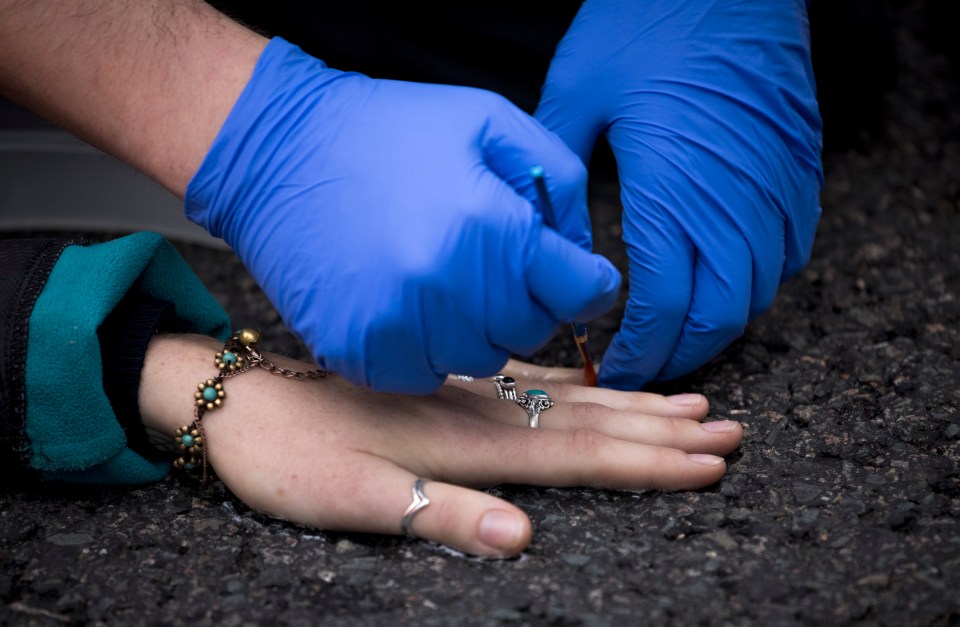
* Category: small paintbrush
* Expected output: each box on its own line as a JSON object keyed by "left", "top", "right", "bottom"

{"left": 529, "top": 165, "right": 598, "bottom": 387}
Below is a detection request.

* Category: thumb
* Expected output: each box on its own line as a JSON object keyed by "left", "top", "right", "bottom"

{"left": 526, "top": 226, "right": 621, "bottom": 323}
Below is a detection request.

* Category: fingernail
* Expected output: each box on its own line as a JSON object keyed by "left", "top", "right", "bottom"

{"left": 688, "top": 453, "right": 724, "bottom": 466}
{"left": 700, "top": 420, "right": 738, "bottom": 433}
{"left": 667, "top": 393, "right": 703, "bottom": 406}
{"left": 479, "top": 510, "right": 525, "bottom": 552}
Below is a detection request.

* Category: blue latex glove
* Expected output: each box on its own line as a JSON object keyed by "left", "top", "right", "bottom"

{"left": 186, "top": 38, "right": 620, "bottom": 393}
{"left": 536, "top": 0, "right": 824, "bottom": 390}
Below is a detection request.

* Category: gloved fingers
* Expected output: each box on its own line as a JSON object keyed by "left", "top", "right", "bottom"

{"left": 693, "top": 173, "right": 787, "bottom": 323}
{"left": 597, "top": 203, "right": 694, "bottom": 391}
{"left": 479, "top": 100, "right": 594, "bottom": 250}
{"left": 359, "top": 314, "right": 500, "bottom": 395}
{"left": 406, "top": 175, "right": 578, "bottom": 366}
{"left": 524, "top": 226, "right": 621, "bottom": 325}
{"left": 656, "top": 235, "right": 754, "bottom": 382}
{"left": 608, "top": 147, "right": 755, "bottom": 382}
{"left": 362, "top": 172, "right": 604, "bottom": 384}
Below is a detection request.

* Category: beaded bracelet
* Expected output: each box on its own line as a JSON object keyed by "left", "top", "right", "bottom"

{"left": 173, "top": 328, "right": 329, "bottom": 485}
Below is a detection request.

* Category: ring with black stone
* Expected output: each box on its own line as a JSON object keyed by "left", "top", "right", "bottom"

{"left": 492, "top": 374, "right": 518, "bottom": 401}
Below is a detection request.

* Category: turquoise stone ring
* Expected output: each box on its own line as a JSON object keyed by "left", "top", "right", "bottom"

{"left": 516, "top": 389, "right": 556, "bottom": 428}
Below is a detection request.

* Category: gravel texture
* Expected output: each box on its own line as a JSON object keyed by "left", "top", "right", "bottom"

{"left": 2, "top": 4, "right": 959, "bottom": 626}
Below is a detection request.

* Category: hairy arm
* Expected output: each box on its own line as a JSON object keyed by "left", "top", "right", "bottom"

{"left": 0, "top": 0, "right": 267, "bottom": 196}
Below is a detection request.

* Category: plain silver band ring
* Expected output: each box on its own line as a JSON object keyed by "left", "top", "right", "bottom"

{"left": 401, "top": 478, "right": 431, "bottom": 538}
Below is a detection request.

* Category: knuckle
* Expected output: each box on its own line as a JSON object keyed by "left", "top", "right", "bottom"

{"left": 462, "top": 86, "right": 512, "bottom": 116}
{"left": 662, "top": 417, "right": 689, "bottom": 440}
{"left": 423, "top": 494, "right": 463, "bottom": 537}
{"left": 569, "top": 402, "right": 609, "bottom": 429}
{"left": 551, "top": 154, "right": 588, "bottom": 192}
{"left": 564, "top": 428, "right": 605, "bottom": 459}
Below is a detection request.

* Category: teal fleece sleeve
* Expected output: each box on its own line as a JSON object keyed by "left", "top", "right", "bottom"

{"left": 25, "top": 232, "right": 231, "bottom": 484}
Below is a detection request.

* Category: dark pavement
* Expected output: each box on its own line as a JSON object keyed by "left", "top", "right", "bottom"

{"left": 2, "top": 3, "right": 959, "bottom": 625}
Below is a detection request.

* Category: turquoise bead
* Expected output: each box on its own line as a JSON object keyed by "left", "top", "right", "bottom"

{"left": 202, "top": 386, "right": 218, "bottom": 402}
{"left": 525, "top": 389, "right": 548, "bottom": 397}
{"left": 222, "top": 351, "right": 238, "bottom": 365}
{"left": 181, "top": 434, "right": 194, "bottom": 447}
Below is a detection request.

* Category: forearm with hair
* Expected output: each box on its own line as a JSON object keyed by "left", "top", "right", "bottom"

{"left": 0, "top": 0, "right": 267, "bottom": 196}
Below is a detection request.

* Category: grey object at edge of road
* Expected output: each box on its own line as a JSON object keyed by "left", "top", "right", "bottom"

{"left": 0, "top": 123, "right": 225, "bottom": 249}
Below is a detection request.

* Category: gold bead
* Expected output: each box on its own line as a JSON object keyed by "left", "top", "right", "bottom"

{"left": 238, "top": 328, "right": 261, "bottom": 347}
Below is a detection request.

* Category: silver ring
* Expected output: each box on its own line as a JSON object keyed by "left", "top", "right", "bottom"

{"left": 515, "top": 389, "right": 556, "bottom": 428}
{"left": 400, "top": 478, "right": 431, "bottom": 538}
{"left": 492, "top": 374, "right": 518, "bottom": 401}
{"left": 455, "top": 374, "right": 474, "bottom": 382}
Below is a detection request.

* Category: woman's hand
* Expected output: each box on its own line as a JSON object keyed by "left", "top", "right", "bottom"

{"left": 139, "top": 335, "right": 742, "bottom": 559}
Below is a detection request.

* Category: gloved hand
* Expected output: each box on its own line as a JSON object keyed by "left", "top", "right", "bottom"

{"left": 536, "top": 0, "right": 823, "bottom": 390}
{"left": 186, "top": 38, "right": 620, "bottom": 393}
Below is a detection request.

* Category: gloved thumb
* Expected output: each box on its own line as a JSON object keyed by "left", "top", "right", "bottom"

{"left": 525, "top": 226, "right": 621, "bottom": 323}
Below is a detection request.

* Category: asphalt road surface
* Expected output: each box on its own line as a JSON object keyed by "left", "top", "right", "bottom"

{"left": 2, "top": 3, "right": 958, "bottom": 625}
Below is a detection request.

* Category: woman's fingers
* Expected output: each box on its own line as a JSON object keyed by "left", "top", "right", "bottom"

{"left": 493, "top": 359, "right": 709, "bottom": 418}
{"left": 432, "top": 384, "right": 738, "bottom": 456}
{"left": 495, "top": 400, "right": 741, "bottom": 457}
{"left": 395, "top": 421, "right": 731, "bottom": 493}
{"left": 356, "top": 397, "right": 734, "bottom": 493}
{"left": 447, "top": 370, "right": 711, "bottom": 418}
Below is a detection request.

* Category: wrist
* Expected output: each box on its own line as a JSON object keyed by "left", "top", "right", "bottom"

{"left": 139, "top": 334, "right": 222, "bottom": 436}
{"left": 184, "top": 37, "right": 336, "bottom": 240}
{"left": 139, "top": 331, "right": 329, "bottom": 484}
